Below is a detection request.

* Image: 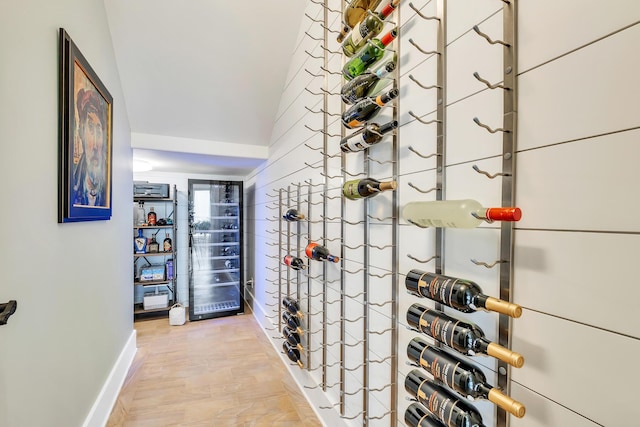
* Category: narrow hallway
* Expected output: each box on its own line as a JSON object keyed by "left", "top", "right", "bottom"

{"left": 107, "top": 309, "right": 321, "bottom": 426}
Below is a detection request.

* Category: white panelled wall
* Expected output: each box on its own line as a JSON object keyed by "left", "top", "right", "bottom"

{"left": 245, "top": 1, "right": 640, "bottom": 426}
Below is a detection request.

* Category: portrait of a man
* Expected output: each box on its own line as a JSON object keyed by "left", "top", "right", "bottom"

{"left": 72, "top": 63, "right": 111, "bottom": 208}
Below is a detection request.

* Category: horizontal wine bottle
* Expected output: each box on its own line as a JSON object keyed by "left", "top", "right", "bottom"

{"left": 282, "top": 296, "right": 303, "bottom": 318}
{"left": 340, "top": 120, "right": 398, "bottom": 153}
{"left": 282, "top": 311, "right": 304, "bottom": 335}
{"left": 405, "top": 402, "right": 448, "bottom": 427}
{"left": 403, "top": 199, "right": 522, "bottom": 229}
{"left": 283, "top": 255, "right": 306, "bottom": 270}
{"left": 282, "top": 340, "right": 303, "bottom": 368}
{"left": 341, "top": 88, "right": 399, "bottom": 129}
{"left": 343, "top": 177, "right": 397, "bottom": 200}
{"left": 407, "top": 337, "right": 526, "bottom": 418}
{"left": 405, "top": 269, "right": 522, "bottom": 318}
{"left": 341, "top": 60, "right": 396, "bottom": 104}
{"left": 283, "top": 208, "right": 305, "bottom": 221}
{"left": 341, "top": 0, "right": 381, "bottom": 32}
{"left": 342, "top": 0, "right": 399, "bottom": 57}
{"left": 405, "top": 369, "right": 486, "bottom": 427}
{"left": 305, "top": 242, "right": 339, "bottom": 263}
{"left": 342, "top": 28, "right": 397, "bottom": 80}
{"left": 407, "top": 303, "right": 524, "bottom": 368}
{"left": 282, "top": 325, "right": 305, "bottom": 353}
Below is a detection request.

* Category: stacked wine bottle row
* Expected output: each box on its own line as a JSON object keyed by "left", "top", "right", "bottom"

{"left": 282, "top": 296, "right": 305, "bottom": 368}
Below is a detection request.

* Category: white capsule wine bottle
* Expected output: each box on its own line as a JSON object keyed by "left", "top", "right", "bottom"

{"left": 405, "top": 402, "right": 449, "bottom": 427}
{"left": 282, "top": 340, "right": 304, "bottom": 368}
{"left": 342, "top": 177, "right": 397, "bottom": 200}
{"left": 407, "top": 303, "right": 524, "bottom": 367}
{"left": 405, "top": 369, "right": 487, "bottom": 427}
{"left": 340, "top": 120, "right": 397, "bottom": 153}
{"left": 405, "top": 269, "right": 522, "bottom": 318}
{"left": 305, "top": 242, "right": 340, "bottom": 263}
{"left": 342, "top": 0, "right": 399, "bottom": 57}
{"left": 341, "top": 88, "right": 399, "bottom": 129}
{"left": 403, "top": 199, "right": 522, "bottom": 229}
{"left": 407, "top": 337, "right": 526, "bottom": 418}
{"left": 341, "top": 60, "right": 396, "bottom": 104}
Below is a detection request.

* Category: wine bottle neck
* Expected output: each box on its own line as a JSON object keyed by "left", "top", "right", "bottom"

{"left": 379, "top": 28, "right": 398, "bottom": 46}
{"left": 378, "top": 181, "right": 397, "bottom": 191}
{"left": 379, "top": 1, "right": 397, "bottom": 19}
{"left": 378, "top": 120, "right": 398, "bottom": 134}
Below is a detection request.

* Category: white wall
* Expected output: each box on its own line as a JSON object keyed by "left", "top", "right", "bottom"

{"left": 246, "top": 1, "right": 640, "bottom": 426}
{"left": 0, "top": 0, "right": 134, "bottom": 426}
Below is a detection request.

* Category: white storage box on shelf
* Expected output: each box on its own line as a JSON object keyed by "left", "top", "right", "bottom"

{"left": 143, "top": 291, "right": 169, "bottom": 310}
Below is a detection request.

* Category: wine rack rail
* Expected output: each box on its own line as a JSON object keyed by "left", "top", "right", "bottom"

{"left": 260, "top": 1, "right": 521, "bottom": 427}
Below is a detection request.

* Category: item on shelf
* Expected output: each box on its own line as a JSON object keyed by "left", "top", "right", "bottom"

{"left": 166, "top": 258, "right": 174, "bottom": 280}
{"left": 134, "top": 229, "right": 147, "bottom": 254}
{"left": 341, "top": 60, "right": 396, "bottom": 104}
{"left": 133, "top": 182, "right": 170, "bottom": 198}
{"left": 147, "top": 230, "right": 160, "bottom": 253}
{"left": 405, "top": 269, "right": 522, "bottom": 318}
{"left": 282, "top": 311, "right": 304, "bottom": 335}
{"left": 143, "top": 289, "right": 169, "bottom": 310}
{"left": 343, "top": 177, "right": 397, "bottom": 200}
{"left": 163, "top": 233, "right": 172, "bottom": 252}
{"left": 136, "top": 202, "right": 145, "bottom": 226}
{"left": 283, "top": 255, "right": 306, "bottom": 270}
{"left": 282, "top": 326, "right": 305, "bottom": 353}
{"left": 282, "top": 296, "right": 303, "bottom": 318}
{"left": 341, "top": 88, "right": 399, "bottom": 129}
{"left": 407, "top": 303, "right": 524, "bottom": 368}
{"left": 282, "top": 208, "right": 305, "bottom": 222}
{"left": 402, "top": 199, "right": 522, "bottom": 229}
{"left": 139, "top": 265, "right": 166, "bottom": 282}
{"left": 342, "top": 27, "right": 397, "bottom": 80}
{"left": 405, "top": 371, "right": 486, "bottom": 427}
{"left": 147, "top": 207, "right": 157, "bottom": 225}
{"left": 340, "top": 120, "right": 398, "bottom": 153}
{"left": 407, "top": 337, "right": 526, "bottom": 418}
{"left": 342, "top": 0, "right": 399, "bottom": 57}
{"left": 405, "top": 402, "right": 448, "bottom": 427}
{"left": 340, "top": 0, "right": 382, "bottom": 35}
{"left": 282, "top": 340, "right": 304, "bottom": 368}
{"left": 305, "top": 242, "right": 340, "bottom": 263}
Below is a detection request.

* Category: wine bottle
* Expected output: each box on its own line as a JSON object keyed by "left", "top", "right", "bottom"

{"left": 134, "top": 229, "right": 147, "bottom": 254}
{"left": 147, "top": 232, "right": 159, "bottom": 253}
{"left": 163, "top": 233, "right": 172, "bottom": 252}
{"left": 342, "top": 28, "right": 398, "bottom": 80}
{"left": 283, "top": 208, "right": 305, "bottom": 221}
{"left": 405, "top": 269, "right": 522, "bottom": 318}
{"left": 403, "top": 199, "right": 522, "bottom": 229}
{"left": 305, "top": 242, "right": 340, "bottom": 263}
{"left": 282, "top": 341, "right": 304, "bottom": 368}
{"left": 341, "top": 0, "right": 381, "bottom": 33}
{"left": 342, "top": 0, "right": 399, "bottom": 57}
{"left": 341, "top": 60, "right": 396, "bottom": 104}
{"left": 341, "top": 88, "right": 399, "bottom": 129}
{"left": 343, "top": 177, "right": 397, "bottom": 200}
{"left": 136, "top": 202, "right": 146, "bottom": 226}
{"left": 147, "top": 207, "right": 157, "bottom": 226}
{"left": 340, "top": 120, "right": 398, "bottom": 153}
{"left": 284, "top": 255, "right": 307, "bottom": 270}
{"left": 282, "top": 311, "right": 304, "bottom": 335}
{"left": 407, "top": 337, "right": 526, "bottom": 418}
{"left": 407, "top": 303, "right": 524, "bottom": 367}
{"left": 336, "top": 23, "right": 351, "bottom": 43}
{"left": 405, "top": 369, "right": 486, "bottom": 427}
{"left": 282, "top": 325, "right": 305, "bottom": 353}
{"left": 405, "top": 402, "right": 449, "bottom": 427}
{"left": 282, "top": 296, "right": 304, "bottom": 318}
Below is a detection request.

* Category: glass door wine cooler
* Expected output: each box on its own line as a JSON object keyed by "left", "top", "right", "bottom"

{"left": 188, "top": 179, "right": 244, "bottom": 320}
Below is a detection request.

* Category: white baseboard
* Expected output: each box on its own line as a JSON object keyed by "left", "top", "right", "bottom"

{"left": 82, "top": 330, "right": 137, "bottom": 427}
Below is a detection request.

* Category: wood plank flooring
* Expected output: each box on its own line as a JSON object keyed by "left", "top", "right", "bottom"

{"left": 107, "top": 308, "right": 321, "bottom": 426}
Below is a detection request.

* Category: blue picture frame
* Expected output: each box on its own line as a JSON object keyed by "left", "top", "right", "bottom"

{"left": 58, "top": 28, "right": 113, "bottom": 222}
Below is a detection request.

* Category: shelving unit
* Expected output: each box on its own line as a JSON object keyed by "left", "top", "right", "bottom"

{"left": 133, "top": 185, "right": 178, "bottom": 316}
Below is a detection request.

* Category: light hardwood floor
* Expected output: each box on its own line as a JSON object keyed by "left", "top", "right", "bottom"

{"left": 107, "top": 308, "right": 321, "bottom": 426}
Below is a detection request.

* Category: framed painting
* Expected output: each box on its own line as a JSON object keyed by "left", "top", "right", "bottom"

{"left": 58, "top": 28, "right": 113, "bottom": 222}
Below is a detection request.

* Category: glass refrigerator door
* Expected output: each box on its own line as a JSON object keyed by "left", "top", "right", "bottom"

{"left": 188, "top": 180, "right": 244, "bottom": 320}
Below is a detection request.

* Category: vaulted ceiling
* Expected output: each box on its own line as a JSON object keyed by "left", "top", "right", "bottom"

{"left": 104, "top": 0, "right": 307, "bottom": 175}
